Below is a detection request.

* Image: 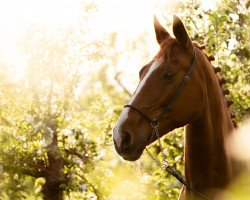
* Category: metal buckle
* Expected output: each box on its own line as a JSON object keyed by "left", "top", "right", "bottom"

{"left": 151, "top": 119, "right": 159, "bottom": 128}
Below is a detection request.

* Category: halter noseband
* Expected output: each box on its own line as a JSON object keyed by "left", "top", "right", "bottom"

{"left": 124, "top": 48, "right": 197, "bottom": 125}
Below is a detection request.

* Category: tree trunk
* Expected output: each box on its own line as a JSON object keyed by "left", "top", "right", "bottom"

{"left": 42, "top": 153, "right": 64, "bottom": 200}
{"left": 42, "top": 121, "right": 65, "bottom": 200}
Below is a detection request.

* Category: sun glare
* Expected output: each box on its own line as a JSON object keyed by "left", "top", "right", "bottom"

{"left": 0, "top": 0, "right": 82, "bottom": 26}
{"left": 0, "top": 0, "right": 83, "bottom": 81}
{"left": 0, "top": 0, "right": 216, "bottom": 82}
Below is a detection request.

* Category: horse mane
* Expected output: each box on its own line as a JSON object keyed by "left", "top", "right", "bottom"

{"left": 193, "top": 42, "right": 237, "bottom": 128}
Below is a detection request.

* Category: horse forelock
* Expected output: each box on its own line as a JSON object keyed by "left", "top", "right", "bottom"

{"left": 155, "top": 38, "right": 177, "bottom": 61}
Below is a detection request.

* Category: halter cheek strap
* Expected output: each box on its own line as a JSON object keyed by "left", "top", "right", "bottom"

{"left": 124, "top": 48, "right": 197, "bottom": 124}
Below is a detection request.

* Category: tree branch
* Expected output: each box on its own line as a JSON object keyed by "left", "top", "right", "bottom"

{"left": 114, "top": 72, "right": 132, "bottom": 96}
{"left": 64, "top": 148, "right": 89, "bottom": 163}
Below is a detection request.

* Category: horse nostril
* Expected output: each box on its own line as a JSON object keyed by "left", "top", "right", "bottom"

{"left": 121, "top": 130, "right": 132, "bottom": 148}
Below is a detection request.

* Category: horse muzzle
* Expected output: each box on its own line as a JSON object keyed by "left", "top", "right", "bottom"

{"left": 113, "top": 126, "right": 145, "bottom": 161}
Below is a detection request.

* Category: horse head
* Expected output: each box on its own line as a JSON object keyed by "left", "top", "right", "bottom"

{"left": 113, "top": 16, "right": 205, "bottom": 161}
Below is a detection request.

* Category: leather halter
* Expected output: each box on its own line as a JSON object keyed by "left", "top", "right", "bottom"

{"left": 124, "top": 48, "right": 196, "bottom": 125}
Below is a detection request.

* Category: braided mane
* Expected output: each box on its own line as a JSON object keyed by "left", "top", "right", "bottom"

{"left": 194, "top": 43, "right": 237, "bottom": 128}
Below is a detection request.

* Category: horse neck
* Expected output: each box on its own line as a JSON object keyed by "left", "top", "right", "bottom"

{"left": 184, "top": 51, "right": 234, "bottom": 193}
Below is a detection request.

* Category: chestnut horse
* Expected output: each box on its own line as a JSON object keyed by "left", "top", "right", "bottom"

{"left": 113, "top": 15, "right": 238, "bottom": 199}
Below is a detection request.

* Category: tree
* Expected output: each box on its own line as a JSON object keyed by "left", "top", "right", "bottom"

{"left": 0, "top": 24, "right": 100, "bottom": 199}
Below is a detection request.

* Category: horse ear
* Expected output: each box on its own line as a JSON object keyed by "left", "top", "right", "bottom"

{"left": 154, "top": 15, "right": 170, "bottom": 45}
{"left": 173, "top": 15, "right": 193, "bottom": 54}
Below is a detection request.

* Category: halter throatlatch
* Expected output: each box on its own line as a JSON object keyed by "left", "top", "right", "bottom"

{"left": 124, "top": 48, "right": 210, "bottom": 200}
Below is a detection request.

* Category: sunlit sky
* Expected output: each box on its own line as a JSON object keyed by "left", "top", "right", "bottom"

{"left": 0, "top": 0, "right": 217, "bottom": 81}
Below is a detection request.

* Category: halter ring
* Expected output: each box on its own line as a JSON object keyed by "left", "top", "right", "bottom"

{"left": 151, "top": 119, "right": 159, "bottom": 128}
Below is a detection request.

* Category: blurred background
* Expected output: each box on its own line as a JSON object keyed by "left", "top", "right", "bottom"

{"left": 0, "top": 0, "right": 249, "bottom": 199}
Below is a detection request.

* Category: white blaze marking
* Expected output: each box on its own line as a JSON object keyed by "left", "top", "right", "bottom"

{"left": 114, "top": 57, "right": 163, "bottom": 137}
{"left": 130, "top": 57, "right": 163, "bottom": 104}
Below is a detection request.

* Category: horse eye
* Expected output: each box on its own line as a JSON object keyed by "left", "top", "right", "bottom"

{"left": 163, "top": 72, "right": 175, "bottom": 80}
